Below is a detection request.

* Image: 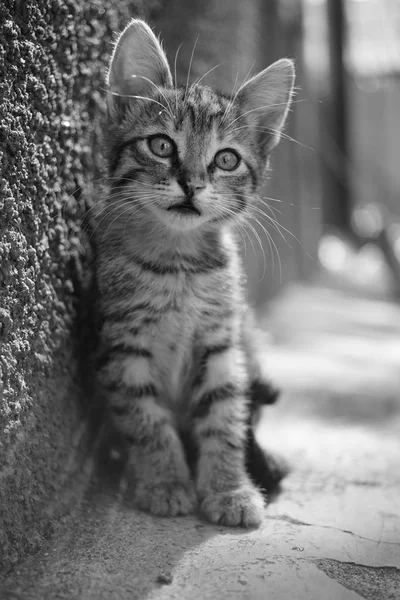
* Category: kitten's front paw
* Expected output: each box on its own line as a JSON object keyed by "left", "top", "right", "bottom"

{"left": 200, "top": 485, "right": 265, "bottom": 528}
{"left": 133, "top": 481, "right": 197, "bottom": 517}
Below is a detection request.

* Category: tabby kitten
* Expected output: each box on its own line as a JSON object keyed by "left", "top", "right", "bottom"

{"left": 94, "top": 19, "right": 294, "bottom": 527}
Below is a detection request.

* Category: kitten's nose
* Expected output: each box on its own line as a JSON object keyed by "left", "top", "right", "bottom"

{"left": 188, "top": 179, "right": 206, "bottom": 191}
{"left": 178, "top": 177, "right": 206, "bottom": 198}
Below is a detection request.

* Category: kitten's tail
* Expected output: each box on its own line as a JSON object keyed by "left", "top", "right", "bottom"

{"left": 245, "top": 380, "right": 290, "bottom": 496}
{"left": 249, "top": 378, "right": 280, "bottom": 407}
{"left": 245, "top": 427, "right": 290, "bottom": 496}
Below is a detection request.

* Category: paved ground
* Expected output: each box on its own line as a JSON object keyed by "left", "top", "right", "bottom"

{"left": 2, "top": 283, "right": 400, "bottom": 599}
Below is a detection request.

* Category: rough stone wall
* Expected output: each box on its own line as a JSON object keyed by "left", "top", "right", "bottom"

{"left": 0, "top": 0, "right": 163, "bottom": 573}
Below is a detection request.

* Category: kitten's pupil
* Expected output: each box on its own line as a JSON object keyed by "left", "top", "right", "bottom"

{"left": 149, "top": 135, "right": 174, "bottom": 158}
{"left": 214, "top": 149, "right": 240, "bottom": 172}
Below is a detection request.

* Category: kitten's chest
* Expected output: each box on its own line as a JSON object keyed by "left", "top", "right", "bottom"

{"left": 153, "top": 278, "right": 199, "bottom": 401}
{"left": 153, "top": 271, "right": 234, "bottom": 401}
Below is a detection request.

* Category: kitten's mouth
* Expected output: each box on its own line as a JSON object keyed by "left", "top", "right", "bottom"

{"left": 167, "top": 200, "right": 201, "bottom": 217}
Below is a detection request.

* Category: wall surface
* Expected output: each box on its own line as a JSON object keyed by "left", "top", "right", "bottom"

{"left": 0, "top": 0, "right": 163, "bottom": 573}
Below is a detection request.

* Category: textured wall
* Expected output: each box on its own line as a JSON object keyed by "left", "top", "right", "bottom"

{"left": 0, "top": 0, "right": 163, "bottom": 573}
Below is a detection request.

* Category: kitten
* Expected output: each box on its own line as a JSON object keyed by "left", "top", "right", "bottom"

{"left": 93, "top": 19, "right": 294, "bottom": 527}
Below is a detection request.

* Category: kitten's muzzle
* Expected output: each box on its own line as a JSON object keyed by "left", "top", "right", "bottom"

{"left": 167, "top": 199, "right": 201, "bottom": 216}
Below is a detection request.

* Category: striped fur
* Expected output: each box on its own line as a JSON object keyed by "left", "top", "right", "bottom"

{"left": 94, "top": 19, "right": 294, "bottom": 527}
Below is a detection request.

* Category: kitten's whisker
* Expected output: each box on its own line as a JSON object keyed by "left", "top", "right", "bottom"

{"left": 101, "top": 204, "right": 146, "bottom": 242}
{"left": 225, "top": 102, "right": 293, "bottom": 130}
{"left": 220, "top": 70, "right": 240, "bottom": 125}
{"left": 231, "top": 221, "right": 246, "bottom": 249}
{"left": 106, "top": 188, "right": 159, "bottom": 201}
{"left": 100, "top": 197, "right": 157, "bottom": 210}
{"left": 215, "top": 191, "right": 299, "bottom": 252}
{"left": 255, "top": 200, "right": 303, "bottom": 246}
{"left": 71, "top": 173, "right": 156, "bottom": 202}
{"left": 101, "top": 192, "right": 159, "bottom": 205}
{"left": 128, "top": 75, "right": 175, "bottom": 119}
{"left": 63, "top": 174, "right": 110, "bottom": 203}
{"left": 216, "top": 196, "right": 283, "bottom": 281}
{"left": 225, "top": 98, "right": 307, "bottom": 131}
{"left": 250, "top": 210, "right": 286, "bottom": 263}
{"left": 87, "top": 202, "right": 133, "bottom": 240}
{"left": 230, "top": 69, "right": 241, "bottom": 98}
{"left": 233, "top": 219, "right": 256, "bottom": 262}
{"left": 97, "top": 194, "right": 160, "bottom": 237}
{"left": 245, "top": 212, "right": 282, "bottom": 282}
{"left": 259, "top": 203, "right": 283, "bottom": 219}
{"left": 247, "top": 200, "right": 283, "bottom": 220}
{"left": 249, "top": 206, "right": 290, "bottom": 248}
{"left": 217, "top": 192, "right": 284, "bottom": 221}
{"left": 252, "top": 207, "right": 293, "bottom": 247}
{"left": 173, "top": 42, "right": 183, "bottom": 113}
{"left": 242, "top": 215, "right": 269, "bottom": 282}
{"left": 221, "top": 62, "right": 255, "bottom": 125}
{"left": 87, "top": 193, "right": 160, "bottom": 238}
{"left": 105, "top": 189, "right": 159, "bottom": 198}
{"left": 217, "top": 191, "right": 283, "bottom": 206}
{"left": 253, "top": 200, "right": 285, "bottom": 225}
{"left": 239, "top": 223, "right": 258, "bottom": 268}
{"left": 106, "top": 185, "right": 161, "bottom": 196}
{"left": 260, "top": 196, "right": 282, "bottom": 203}
{"left": 60, "top": 175, "right": 118, "bottom": 221}
{"left": 215, "top": 193, "right": 287, "bottom": 245}
{"left": 185, "top": 35, "right": 199, "bottom": 103}
{"left": 107, "top": 90, "right": 170, "bottom": 113}
{"left": 253, "top": 225, "right": 269, "bottom": 282}
{"left": 97, "top": 186, "right": 157, "bottom": 199}
{"left": 83, "top": 196, "right": 128, "bottom": 224}
{"left": 173, "top": 42, "right": 183, "bottom": 88}
{"left": 228, "top": 125, "right": 312, "bottom": 151}
{"left": 78, "top": 174, "right": 165, "bottom": 222}
{"left": 244, "top": 197, "right": 283, "bottom": 219}
{"left": 253, "top": 198, "right": 283, "bottom": 218}
{"left": 212, "top": 201, "right": 265, "bottom": 277}
{"left": 191, "top": 63, "right": 222, "bottom": 90}
{"left": 233, "top": 62, "right": 256, "bottom": 98}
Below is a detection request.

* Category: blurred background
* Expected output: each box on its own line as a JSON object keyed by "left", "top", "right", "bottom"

{"left": 154, "top": 0, "right": 400, "bottom": 309}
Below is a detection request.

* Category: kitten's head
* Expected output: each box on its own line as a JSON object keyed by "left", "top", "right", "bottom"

{"left": 105, "top": 19, "right": 295, "bottom": 233}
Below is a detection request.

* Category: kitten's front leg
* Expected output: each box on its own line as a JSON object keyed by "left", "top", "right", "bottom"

{"left": 192, "top": 342, "right": 265, "bottom": 528}
{"left": 98, "top": 347, "right": 196, "bottom": 517}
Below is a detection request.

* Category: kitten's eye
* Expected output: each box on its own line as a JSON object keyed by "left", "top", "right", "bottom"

{"left": 148, "top": 135, "right": 174, "bottom": 158}
{"left": 214, "top": 149, "right": 240, "bottom": 171}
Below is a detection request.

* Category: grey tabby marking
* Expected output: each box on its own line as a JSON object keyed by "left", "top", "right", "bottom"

{"left": 93, "top": 19, "right": 295, "bottom": 527}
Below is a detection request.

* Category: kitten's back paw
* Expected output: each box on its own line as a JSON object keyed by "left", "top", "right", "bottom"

{"left": 132, "top": 480, "right": 197, "bottom": 517}
{"left": 200, "top": 485, "right": 264, "bottom": 528}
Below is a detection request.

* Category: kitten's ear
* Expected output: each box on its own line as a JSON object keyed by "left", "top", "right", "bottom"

{"left": 237, "top": 59, "right": 295, "bottom": 154}
{"left": 107, "top": 19, "right": 173, "bottom": 103}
